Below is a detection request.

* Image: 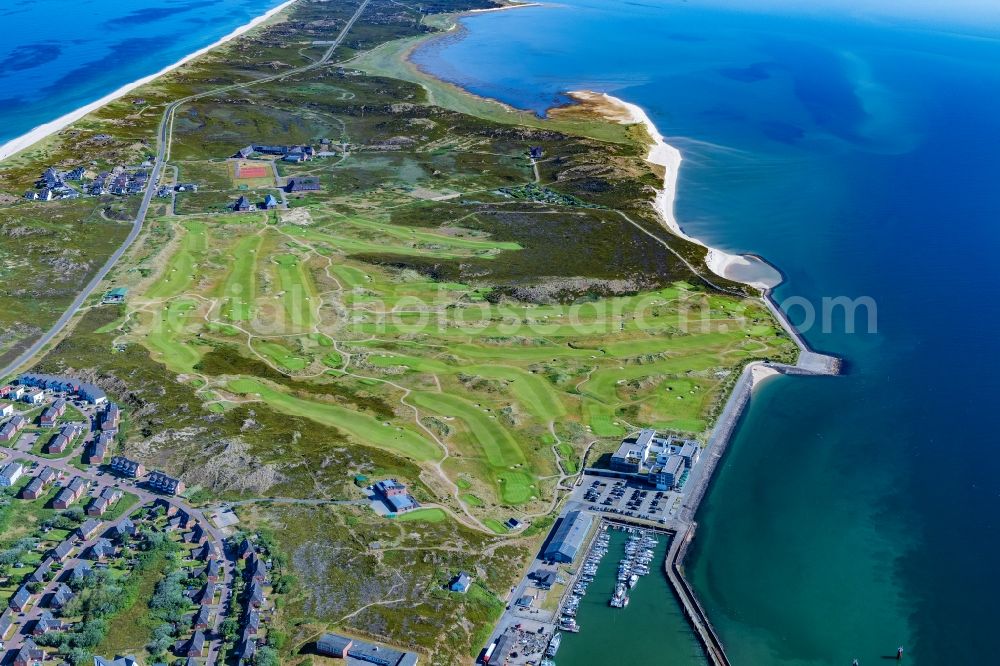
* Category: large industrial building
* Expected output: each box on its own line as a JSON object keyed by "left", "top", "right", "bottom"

{"left": 543, "top": 509, "right": 593, "bottom": 563}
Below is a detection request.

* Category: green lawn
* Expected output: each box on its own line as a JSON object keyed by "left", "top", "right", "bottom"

{"left": 394, "top": 507, "right": 446, "bottom": 522}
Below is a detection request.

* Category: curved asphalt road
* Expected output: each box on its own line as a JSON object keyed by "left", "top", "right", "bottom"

{"left": 0, "top": 0, "right": 371, "bottom": 380}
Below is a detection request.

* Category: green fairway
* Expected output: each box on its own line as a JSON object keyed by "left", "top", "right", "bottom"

{"left": 251, "top": 339, "right": 308, "bottom": 371}
{"left": 273, "top": 253, "right": 318, "bottom": 331}
{"left": 460, "top": 493, "right": 485, "bottom": 507}
{"left": 467, "top": 365, "right": 566, "bottom": 422}
{"left": 145, "top": 300, "right": 203, "bottom": 373}
{"left": 147, "top": 221, "right": 207, "bottom": 299}
{"left": 220, "top": 234, "right": 263, "bottom": 321}
{"left": 227, "top": 378, "right": 440, "bottom": 461}
{"left": 409, "top": 391, "right": 525, "bottom": 469}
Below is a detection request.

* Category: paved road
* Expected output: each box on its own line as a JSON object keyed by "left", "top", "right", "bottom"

{"left": 0, "top": 0, "right": 371, "bottom": 381}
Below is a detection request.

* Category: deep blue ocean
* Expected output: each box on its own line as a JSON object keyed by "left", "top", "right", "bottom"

{"left": 0, "top": 0, "right": 285, "bottom": 148}
{"left": 413, "top": 1, "right": 1000, "bottom": 664}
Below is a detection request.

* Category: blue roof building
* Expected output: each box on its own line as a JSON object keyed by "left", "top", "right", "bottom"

{"left": 449, "top": 571, "right": 471, "bottom": 593}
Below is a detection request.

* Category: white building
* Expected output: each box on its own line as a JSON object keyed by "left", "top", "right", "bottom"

{"left": 0, "top": 462, "right": 23, "bottom": 487}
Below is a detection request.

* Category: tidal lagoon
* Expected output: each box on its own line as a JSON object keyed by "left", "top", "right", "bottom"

{"left": 414, "top": 1, "right": 1000, "bottom": 663}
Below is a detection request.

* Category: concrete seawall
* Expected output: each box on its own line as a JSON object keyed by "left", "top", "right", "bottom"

{"left": 662, "top": 289, "right": 840, "bottom": 666}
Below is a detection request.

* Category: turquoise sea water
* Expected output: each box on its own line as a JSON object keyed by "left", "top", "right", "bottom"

{"left": 0, "top": 0, "right": 285, "bottom": 147}
{"left": 413, "top": 2, "right": 1000, "bottom": 664}
{"left": 556, "top": 529, "right": 706, "bottom": 665}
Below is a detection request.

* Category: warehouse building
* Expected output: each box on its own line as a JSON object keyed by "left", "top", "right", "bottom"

{"left": 543, "top": 509, "right": 593, "bottom": 563}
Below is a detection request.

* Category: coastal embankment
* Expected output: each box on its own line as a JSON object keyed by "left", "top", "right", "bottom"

{"left": 0, "top": 0, "right": 298, "bottom": 163}
{"left": 575, "top": 89, "right": 841, "bottom": 665}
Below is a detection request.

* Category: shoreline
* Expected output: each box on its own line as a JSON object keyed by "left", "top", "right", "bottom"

{"left": 564, "top": 91, "right": 784, "bottom": 292}
{"left": 0, "top": 0, "right": 298, "bottom": 163}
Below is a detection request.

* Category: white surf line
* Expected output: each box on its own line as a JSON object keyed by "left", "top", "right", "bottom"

{"left": 0, "top": 0, "right": 299, "bottom": 162}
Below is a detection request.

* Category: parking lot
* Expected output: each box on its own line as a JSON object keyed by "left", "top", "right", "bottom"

{"left": 572, "top": 475, "right": 683, "bottom": 523}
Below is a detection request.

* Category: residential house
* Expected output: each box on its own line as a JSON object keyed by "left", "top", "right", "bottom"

{"left": 0, "top": 461, "right": 23, "bottom": 487}
{"left": 449, "top": 571, "right": 472, "bottom": 594}
{"left": 53, "top": 476, "right": 88, "bottom": 509}
{"left": 110, "top": 455, "right": 144, "bottom": 478}
{"left": 236, "top": 146, "right": 254, "bottom": 159}
{"left": 50, "top": 583, "right": 74, "bottom": 610}
{"left": 39, "top": 398, "right": 66, "bottom": 426}
{"left": 233, "top": 195, "right": 255, "bottom": 212}
{"left": 14, "top": 638, "right": 45, "bottom": 666}
{"left": 153, "top": 497, "right": 177, "bottom": 516}
{"left": 148, "top": 470, "right": 184, "bottom": 496}
{"left": 93, "top": 658, "right": 138, "bottom": 666}
{"left": 90, "top": 432, "right": 113, "bottom": 464}
{"left": 78, "top": 518, "right": 102, "bottom": 540}
{"left": 0, "top": 609, "right": 12, "bottom": 640}
{"left": 32, "top": 610, "right": 59, "bottom": 636}
{"left": 28, "top": 558, "right": 53, "bottom": 584}
{"left": 529, "top": 146, "right": 544, "bottom": 159}
{"left": 248, "top": 580, "right": 265, "bottom": 608}
{"left": 205, "top": 558, "right": 221, "bottom": 582}
{"left": 52, "top": 538, "right": 75, "bottom": 561}
{"left": 263, "top": 194, "right": 279, "bottom": 209}
{"left": 237, "top": 537, "right": 254, "bottom": 560}
{"left": 0, "top": 401, "right": 14, "bottom": 417}
{"left": 87, "top": 487, "right": 122, "bottom": 516}
{"left": 22, "top": 388, "right": 45, "bottom": 405}
{"left": 89, "top": 538, "right": 115, "bottom": 561}
{"left": 47, "top": 424, "right": 79, "bottom": 454}
{"left": 22, "top": 477, "right": 46, "bottom": 500}
{"left": 238, "top": 636, "right": 257, "bottom": 665}
{"left": 197, "top": 582, "right": 216, "bottom": 605}
{"left": 7, "top": 385, "right": 25, "bottom": 400}
{"left": 69, "top": 562, "right": 93, "bottom": 583}
{"left": 53, "top": 487, "right": 76, "bottom": 509}
{"left": 245, "top": 609, "right": 260, "bottom": 637}
{"left": 248, "top": 555, "right": 267, "bottom": 583}
{"left": 101, "top": 403, "right": 120, "bottom": 431}
{"left": 193, "top": 541, "right": 218, "bottom": 561}
{"left": 186, "top": 630, "right": 207, "bottom": 658}
{"left": 78, "top": 382, "right": 107, "bottom": 405}
{"left": 38, "top": 466, "right": 57, "bottom": 485}
{"left": 111, "top": 518, "right": 137, "bottom": 542}
{"left": 193, "top": 604, "right": 212, "bottom": 631}
{"left": 10, "top": 584, "right": 32, "bottom": 611}
{"left": 0, "top": 414, "right": 27, "bottom": 441}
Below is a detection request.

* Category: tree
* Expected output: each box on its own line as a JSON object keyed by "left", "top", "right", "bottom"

{"left": 255, "top": 646, "right": 280, "bottom": 666}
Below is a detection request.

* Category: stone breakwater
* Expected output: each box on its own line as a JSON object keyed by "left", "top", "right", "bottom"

{"left": 664, "top": 290, "right": 840, "bottom": 666}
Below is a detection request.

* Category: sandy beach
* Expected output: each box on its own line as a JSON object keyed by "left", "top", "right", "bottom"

{"left": 468, "top": 2, "right": 542, "bottom": 14}
{"left": 0, "top": 0, "right": 298, "bottom": 163}
{"left": 565, "top": 90, "right": 783, "bottom": 291}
